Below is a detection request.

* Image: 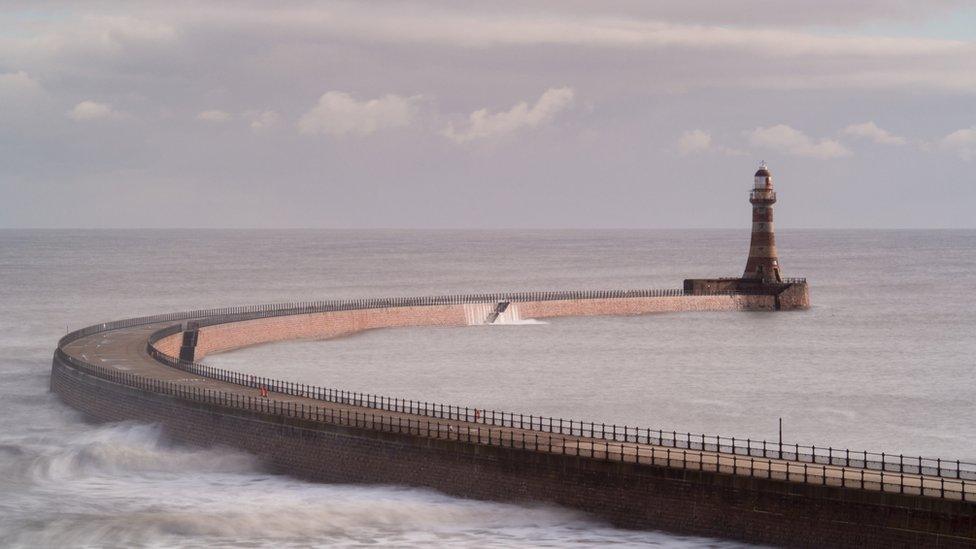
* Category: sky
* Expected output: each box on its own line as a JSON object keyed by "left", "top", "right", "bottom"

{"left": 2, "top": 0, "right": 975, "bottom": 229}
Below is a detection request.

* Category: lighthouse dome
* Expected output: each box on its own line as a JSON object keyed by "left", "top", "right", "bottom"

{"left": 754, "top": 161, "right": 772, "bottom": 190}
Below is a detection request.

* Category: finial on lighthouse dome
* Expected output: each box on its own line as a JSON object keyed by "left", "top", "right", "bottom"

{"left": 754, "top": 161, "right": 771, "bottom": 178}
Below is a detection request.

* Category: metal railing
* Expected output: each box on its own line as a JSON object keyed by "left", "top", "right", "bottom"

{"left": 59, "top": 288, "right": 693, "bottom": 345}
{"left": 55, "top": 346, "right": 972, "bottom": 502}
{"left": 132, "top": 295, "right": 974, "bottom": 488}
{"left": 59, "top": 291, "right": 976, "bottom": 500}
{"left": 148, "top": 339, "right": 976, "bottom": 485}
{"left": 690, "top": 278, "right": 808, "bottom": 296}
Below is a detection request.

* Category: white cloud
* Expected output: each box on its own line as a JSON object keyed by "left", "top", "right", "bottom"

{"left": 246, "top": 110, "right": 280, "bottom": 131}
{"left": 297, "top": 92, "right": 420, "bottom": 137}
{"left": 66, "top": 100, "right": 120, "bottom": 121}
{"left": 0, "top": 70, "right": 42, "bottom": 95}
{"left": 941, "top": 127, "right": 976, "bottom": 161}
{"left": 677, "top": 129, "right": 711, "bottom": 154}
{"left": 842, "top": 121, "right": 906, "bottom": 145}
{"left": 197, "top": 109, "right": 232, "bottom": 122}
{"left": 443, "top": 87, "right": 575, "bottom": 143}
{"left": 747, "top": 124, "right": 852, "bottom": 159}
{"left": 675, "top": 129, "right": 747, "bottom": 156}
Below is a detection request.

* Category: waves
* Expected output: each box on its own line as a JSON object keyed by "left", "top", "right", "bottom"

{"left": 24, "top": 422, "right": 259, "bottom": 481}
{"left": 0, "top": 420, "right": 743, "bottom": 548}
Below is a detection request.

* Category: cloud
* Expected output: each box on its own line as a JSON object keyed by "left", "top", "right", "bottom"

{"left": 209, "top": 6, "right": 969, "bottom": 58}
{"left": 842, "top": 121, "right": 906, "bottom": 145}
{"left": 197, "top": 109, "right": 232, "bottom": 122}
{"left": 297, "top": 92, "right": 420, "bottom": 137}
{"left": 0, "top": 70, "right": 42, "bottom": 95}
{"left": 8, "top": 15, "right": 177, "bottom": 61}
{"left": 747, "top": 124, "right": 852, "bottom": 159}
{"left": 675, "top": 129, "right": 747, "bottom": 156}
{"left": 443, "top": 87, "right": 575, "bottom": 143}
{"left": 676, "top": 129, "right": 711, "bottom": 154}
{"left": 66, "top": 100, "right": 121, "bottom": 121}
{"left": 941, "top": 127, "right": 976, "bottom": 160}
{"left": 246, "top": 110, "right": 280, "bottom": 131}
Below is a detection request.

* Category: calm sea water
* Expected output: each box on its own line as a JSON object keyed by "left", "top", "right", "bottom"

{"left": 1, "top": 229, "right": 974, "bottom": 547}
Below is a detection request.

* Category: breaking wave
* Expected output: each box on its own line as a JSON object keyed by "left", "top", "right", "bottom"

{"left": 1, "top": 421, "right": 746, "bottom": 548}
{"left": 26, "top": 422, "right": 259, "bottom": 481}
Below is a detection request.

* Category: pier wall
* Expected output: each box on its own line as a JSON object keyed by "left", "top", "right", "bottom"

{"left": 165, "top": 295, "right": 775, "bottom": 360}
{"left": 49, "top": 356, "right": 976, "bottom": 548}
{"left": 54, "top": 289, "right": 976, "bottom": 548}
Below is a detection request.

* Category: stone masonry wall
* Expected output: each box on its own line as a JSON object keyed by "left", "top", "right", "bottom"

{"left": 778, "top": 283, "right": 811, "bottom": 310}
{"left": 518, "top": 294, "right": 773, "bottom": 318}
{"left": 190, "top": 295, "right": 774, "bottom": 360}
{"left": 50, "top": 356, "right": 976, "bottom": 549}
{"left": 194, "top": 304, "right": 467, "bottom": 359}
{"left": 154, "top": 333, "right": 182, "bottom": 356}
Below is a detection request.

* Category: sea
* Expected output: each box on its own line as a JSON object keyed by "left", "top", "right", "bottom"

{"left": 1, "top": 229, "right": 974, "bottom": 548}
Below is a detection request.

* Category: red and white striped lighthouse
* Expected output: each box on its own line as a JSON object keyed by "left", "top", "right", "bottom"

{"left": 742, "top": 161, "right": 782, "bottom": 282}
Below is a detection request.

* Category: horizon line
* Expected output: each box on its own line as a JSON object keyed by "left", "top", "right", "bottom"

{"left": 1, "top": 226, "right": 974, "bottom": 231}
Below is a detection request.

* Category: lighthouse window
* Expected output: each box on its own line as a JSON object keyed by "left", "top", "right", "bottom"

{"left": 757, "top": 207, "right": 766, "bottom": 214}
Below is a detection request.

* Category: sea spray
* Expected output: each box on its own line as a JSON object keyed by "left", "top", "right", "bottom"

{"left": 2, "top": 419, "right": 743, "bottom": 547}
{"left": 25, "top": 422, "right": 259, "bottom": 482}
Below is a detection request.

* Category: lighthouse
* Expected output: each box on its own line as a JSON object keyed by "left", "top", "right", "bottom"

{"left": 742, "top": 161, "right": 782, "bottom": 283}
{"left": 683, "top": 162, "right": 809, "bottom": 309}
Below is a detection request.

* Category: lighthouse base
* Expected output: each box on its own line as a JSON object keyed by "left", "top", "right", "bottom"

{"left": 683, "top": 278, "right": 810, "bottom": 310}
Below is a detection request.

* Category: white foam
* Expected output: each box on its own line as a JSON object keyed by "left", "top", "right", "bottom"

{"left": 463, "top": 303, "right": 547, "bottom": 325}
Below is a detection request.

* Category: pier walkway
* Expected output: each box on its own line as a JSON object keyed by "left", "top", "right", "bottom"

{"left": 51, "top": 293, "right": 976, "bottom": 547}
{"left": 60, "top": 307, "right": 975, "bottom": 502}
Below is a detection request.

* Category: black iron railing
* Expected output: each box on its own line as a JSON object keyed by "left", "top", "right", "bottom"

{"left": 148, "top": 336, "right": 976, "bottom": 485}
{"left": 59, "top": 290, "right": 976, "bottom": 500}
{"left": 55, "top": 345, "right": 972, "bottom": 502}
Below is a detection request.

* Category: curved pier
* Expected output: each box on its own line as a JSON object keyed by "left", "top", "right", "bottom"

{"left": 51, "top": 290, "right": 974, "bottom": 548}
